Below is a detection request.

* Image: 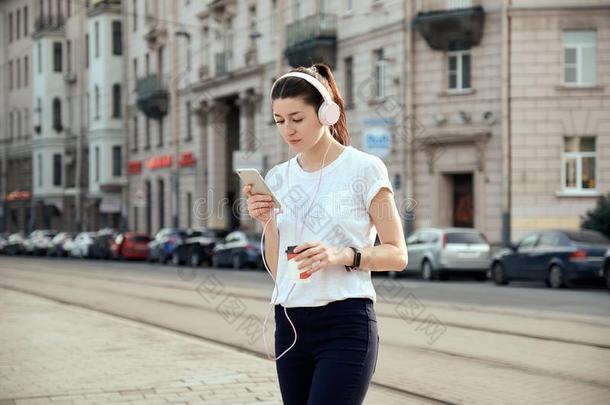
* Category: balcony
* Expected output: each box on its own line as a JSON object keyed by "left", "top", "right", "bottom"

{"left": 284, "top": 13, "right": 337, "bottom": 69}
{"left": 136, "top": 75, "right": 169, "bottom": 119}
{"left": 33, "top": 15, "right": 66, "bottom": 36}
{"left": 412, "top": 6, "right": 485, "bottom": 51}
{"left": 215, "top": 51, "right": 233, "bottom": 76}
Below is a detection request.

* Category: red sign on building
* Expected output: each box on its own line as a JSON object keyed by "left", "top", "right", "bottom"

{"left": 146, "top": 155, "right": 172, "bottom": 170}
{"left": 179, "top": 152, "right": 196, "bottom": 167}
{"left": 127, "top": 161, "right": 142, "bottom": 175}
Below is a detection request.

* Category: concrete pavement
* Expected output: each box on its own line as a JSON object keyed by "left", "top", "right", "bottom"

{"left": 0, "top": 288, "right": 281, "bottom": 405}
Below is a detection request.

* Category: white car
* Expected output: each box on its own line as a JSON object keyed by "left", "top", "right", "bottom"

{"left": 69, "top": 232, "right": 96, "bottom": 258}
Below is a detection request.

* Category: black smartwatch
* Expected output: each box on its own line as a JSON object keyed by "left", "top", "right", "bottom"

{"left": 345, "top": 247, "right": 361, "bottom": 272}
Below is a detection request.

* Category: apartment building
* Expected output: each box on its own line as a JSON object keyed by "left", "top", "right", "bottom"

{"left": 1, "top": 0, "right": 34, "bottom": 232}
{"left": 1, "top": 0, "right": 608, "bottom": 246}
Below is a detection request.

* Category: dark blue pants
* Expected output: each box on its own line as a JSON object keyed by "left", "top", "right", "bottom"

{"left": 274, "top": 298, "right": 379, "bottom": 405}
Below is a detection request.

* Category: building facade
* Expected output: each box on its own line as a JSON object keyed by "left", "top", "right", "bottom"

{"left": 1, "top": 0, "right": 608, "bottom": 246}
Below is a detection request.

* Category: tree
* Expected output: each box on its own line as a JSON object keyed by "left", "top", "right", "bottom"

{"left": 582, "top": 193, "right": 610, "bottom": 238}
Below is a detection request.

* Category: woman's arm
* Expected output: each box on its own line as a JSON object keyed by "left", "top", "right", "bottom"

{"left": 338, "top": 188, "right": 408, "bottom": 272}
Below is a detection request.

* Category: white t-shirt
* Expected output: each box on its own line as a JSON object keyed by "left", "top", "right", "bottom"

{"left": 264, "top": 145, "right": 394, "bottom": 307}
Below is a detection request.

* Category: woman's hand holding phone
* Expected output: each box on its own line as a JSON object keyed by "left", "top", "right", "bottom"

{"left": 244, "top": 184, "right": 276, "bottom": 224}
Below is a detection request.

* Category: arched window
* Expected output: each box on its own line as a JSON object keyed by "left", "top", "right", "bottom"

{"left": 52, "top": 98, "right": 62, "bottom": 131}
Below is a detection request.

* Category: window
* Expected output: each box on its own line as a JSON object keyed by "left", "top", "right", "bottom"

{"left": 17, "top": 59, "right": 21, "bottom": 88}
{"left": 53, "top": 42, "right": 62, "bottom": 72}
{"left": 562, "top": 136, "right": 596, "bottom": 191}
{"left": 94, "top": 146, "right": 99, "bottom": 182}
{"left": 133, "top": 57, "right": 138, "bottom": 82}
{"left": 563, "top": 30, "right": 596, "bottom": 86}
{"left": 186, "top": 192, "right": 192, "bottom": 228}
{"left": 9, "top": 112, "right": 14, "bottom": 139}
{"left": 38, "top": 154, "right": 43, "bottom": 187}
{"left": 24, "top": 6, "right": 28, "bottom": 36}
{"left": 270, "top": 0, "right": 277, "bottom": 39}
{"left": 112, "top": 21, "right": 122, "bottom": 55}
{"left": 35, "top": 98, "right": 42, "bottom": 134}
{"left": 85, "top": 92, "right": 89, "bottom": 126}
{"left": 374, "top": 49, "right": 385, "bottom": 99}
{"left": 145, "top": 53, "right": 150, "bottom": 74}
{"left": 112, "top": 84, "right": 121, "bottom": 117}
{"left": 53, "top": 154, "right": 62, "bottom": 186}
{"left": 8, "top": 61, "right": 13, "bottom": 91}
{"left": 52, "top": 98, "right": 62, "bottom": 131}
{"left": 94, "top": 21, "right": 99, "bottom": 58}
{"left": 293, "top": 0, "right": 302, "bottom": 20}
{"left": 8, "top": 13, "right": 12, "bottom": 43}
{"left": 24, "top": 108, "right": 29, "bottom": 137}
{"left": 132, "top": 0, "right": 137, "bottom": 31}
{"left": 447, "top": 0, "right": 471, "bottom": 9}
{"left": 37, "top": 43, "right": 42, "bottom": 73}
{"left": 158, "top": 179, "right": 165, "bottom": 228}
{"left": 518, "top": 234, "right": 539, "bottom": 250}
{"left": 67, "top": 0, "right": 71, "bottom": 16}
{"left": 24, "top": 56, "right": 29, "bottom": 86}
{"left": 185, "top": 101, "right": 192, "bottom": 141}
{"left": 145, "top": 117, "right": 151, "bottom": 148}
{"left": 448, "top": 42, "right": 471, "bottom": 91}
{"left": 344, "top": 56, "right": 354, "bottom": 108}
{"left": 94, "top": 85, "right": 100, "bottom": 119}
{"left": 538, "top": 232, "right": 561, "bottom": 248}
{"left": 16, "top": 110, "right": 21, "bottom": 138}
{"left": 158, "top": 117, "right": 164, "bottom": 146}
{"left": 85, "top": 34, "right": 89, "bottom": 67}
{"left": 132, "top": 116, "right": 139, "bottom": 151}
{"left": 16, "top": 10, "right": 20, "bottom": 40}
{"left": 346, "top": 0, "right": 353, "bottom": 13}
{"left": 66, "top": 40, "right": 71, "bottom": 72}
{"left": 112, "top": 146, "right": 122, "bottom": 177}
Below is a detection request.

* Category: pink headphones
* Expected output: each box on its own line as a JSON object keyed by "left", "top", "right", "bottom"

{"left": 271, "top": 72, "right": 341, "bottom": 126}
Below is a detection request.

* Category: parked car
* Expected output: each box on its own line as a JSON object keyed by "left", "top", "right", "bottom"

{"left": 22, "top": 230, "right": 58, "bottom": 255}
{"left": 47, "top": 232, "right": 77, "bottom": 257}
{"left": 69, "top": 232, "right": 97, "bottom": 258}
{"left": 110, "top": 232, "right": 151, "bottom": 260}
{"left": 602, "top": 248, "right": 610, "bottom": 291}
{"left": 172, "top": 228, "right": 228, "bottom": 267}
{"left": 89, "top": 230, "right": 118, "bottom": 259}
{"left": 0, "top": 233, "right": 8, "bottom": 254}
{"left": 491, "top": 229, "right": 610, "bottom": 288}
{"left": 211, "top": 231, "right": 263, "bottom": 270}
{"left": 398, "top": 227, "right": 491, "bottom": 281}
{"left": 4, "top": 233, "right": 25, "bottom": 255}
{"left": 147, "top": 228, "right": 187, "bottom": 264}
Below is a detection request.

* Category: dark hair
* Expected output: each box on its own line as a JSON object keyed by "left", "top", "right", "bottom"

{"left": 271, "top": 63, "right": 350, "bottom": 146}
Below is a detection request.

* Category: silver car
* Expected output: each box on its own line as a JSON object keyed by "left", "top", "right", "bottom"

{"left": 398, "top": 228, "right": 491, "bottom": 281}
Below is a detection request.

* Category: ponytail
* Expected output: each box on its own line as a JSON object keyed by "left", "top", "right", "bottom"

{"left": 313, "top": 63, "right": 350, "bottom": 146}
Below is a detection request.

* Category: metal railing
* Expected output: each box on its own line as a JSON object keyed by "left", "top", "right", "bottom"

{"left": 286, "top": 13, "right": 337, "bottom": 48}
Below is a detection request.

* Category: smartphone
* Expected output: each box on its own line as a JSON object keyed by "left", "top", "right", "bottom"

{"left": 236, "top": 168, "right": 283, "bottom": 210}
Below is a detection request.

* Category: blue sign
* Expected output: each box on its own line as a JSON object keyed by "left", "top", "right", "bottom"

{"left": 362, "top": 127, "right": 391, "bottom": 158}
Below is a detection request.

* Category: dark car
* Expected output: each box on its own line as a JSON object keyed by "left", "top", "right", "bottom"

{"left": 89, "top": 230, "right": 118, "bottom": 259}
{"left": 602, "top": 248, "right": 610, "bottom": 291}
{"left": 110, "top": 232, "right": 151, "bottom": 260}
{"left": 211, "top": 231, "right": 263, "bottom": 270}
{"left": 172, "top": 228, "right": 228, "bottom": 267}
{"left": 47, "top": 232, "right": 77, "bottom": 257}
{"left": 491, "top": 229, "right": 610, "bottom": 288}
{"left": 147, "top": 228, "right": 187, "bottom": 264}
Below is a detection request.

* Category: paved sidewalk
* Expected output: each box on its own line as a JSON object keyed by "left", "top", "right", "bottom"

{"left": 0, "top": 288, "right": 282, "bottom": 405}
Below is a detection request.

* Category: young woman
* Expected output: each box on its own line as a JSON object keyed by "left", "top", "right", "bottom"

{"left": 244, "top": 63, "right": 408, "bottom": 405}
